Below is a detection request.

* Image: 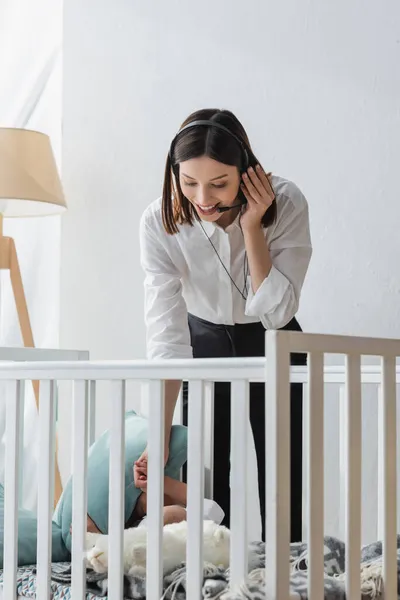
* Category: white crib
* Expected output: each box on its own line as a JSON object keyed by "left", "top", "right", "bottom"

{"left": 0, "top": 330, "right": 400, "bottom": 600}
{"left": 0, "top": 345, "right": 89, "bottom": 506}
{"left": 0, "top": 345, "right": 88, "bottom": 600}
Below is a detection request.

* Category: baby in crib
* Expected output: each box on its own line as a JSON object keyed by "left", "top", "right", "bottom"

{"left": 83, "top": 458, "right": 224, "bottom": 534}
{"left": 84, "top": 466, "right": 229, "bottom": 576}
{"left": 83, "top": 459, "right": 228, "bottom": 576}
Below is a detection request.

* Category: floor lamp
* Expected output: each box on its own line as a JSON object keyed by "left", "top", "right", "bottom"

{"left": 0, "top": 128, "right": 67, "bottom": 507}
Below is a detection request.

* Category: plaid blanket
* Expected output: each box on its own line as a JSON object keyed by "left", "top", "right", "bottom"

{"left": 0, "top": 536, "right": 398, "bottom": 599}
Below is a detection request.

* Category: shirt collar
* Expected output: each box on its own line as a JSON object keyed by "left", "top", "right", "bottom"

{"left": 196, "top": 212, "right": 241, "bottom": 237}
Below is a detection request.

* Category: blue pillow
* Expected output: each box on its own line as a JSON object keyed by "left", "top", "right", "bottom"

{"left": 54, "top": 410, "right": 187, "bottom": 551}
{"left": 0, "top": 484, "right": 70, "bottom": 567}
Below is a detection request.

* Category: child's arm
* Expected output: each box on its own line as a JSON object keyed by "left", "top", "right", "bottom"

{"left": 137, "top": 476, "right": 224, "bottom": 525}
{"left": 163, "top": 477, "right": 225, "bottom": 524}
{"left": 135, "top": 476, "right": 187, "bottom": 510}
{"left": 163, "top": 476, "right": 187, "bottom": 507}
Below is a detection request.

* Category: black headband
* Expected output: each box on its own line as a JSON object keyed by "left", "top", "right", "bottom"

{"left": 168, "top": 119, "right": 249, "bottom": 170}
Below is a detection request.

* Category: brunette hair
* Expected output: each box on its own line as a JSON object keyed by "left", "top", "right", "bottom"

{"left": 162, "top": 108, "right": 276, "bottom": 234}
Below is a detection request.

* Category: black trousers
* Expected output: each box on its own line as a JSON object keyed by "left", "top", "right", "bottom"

{"left": 183, "top": 315, "right": 306, "bottom": 543}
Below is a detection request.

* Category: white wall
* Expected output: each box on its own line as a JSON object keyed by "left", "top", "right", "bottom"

{"left": 0, "top": 0, "right": 62, "bottom": 512}
{"left": 62, "top": 0, "right": 400, "bottom": 541}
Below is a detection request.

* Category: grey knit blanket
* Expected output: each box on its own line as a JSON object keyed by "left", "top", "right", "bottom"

{"left": 0, "top": 536, "right": 398, "bottom": 599}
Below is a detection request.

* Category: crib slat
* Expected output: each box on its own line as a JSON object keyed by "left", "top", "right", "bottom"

{"left": 88, "top": 380, "right": 96, "bottom": 447}
{"left": 187, "top": 379, "right": 205, "bottom": 599}
{"left": 381, "top": 356, "right": 397, "bottom": 600}
{"left": 307, "top": 352, "right": 324, "bottom": 600}
{"left": 345, "top": 355, "right": 362, "bottom": 599}
{"left": 265, "top": 331, "right": 291, "bottom": 600}
{"left": 146, "top": 379, "right": 165, "bottom": 600}
{"left": 172, "top": 385, "right": 184, "bottom": 481}
{"left": 36, "top": 380, "right": 56, "bottom": 599}
{"left": 301, "top": 382, "right": 309, "bottom": 542}
{"left": 339, "top": 385, "right": 346, "bottom": 543}
{"left": 173, "top": 384, "right": 183, "bottom": 425}
{"left": 108, "top": 380, "right": 126, "bottom": 600}
{"left": 377, "top": 385, "right": 384, "bottom": 541}
{"left": 203, "top": 381, "right": 214, "bottom": 500}
{"left": 3, "top": 380, "right": 23, "bottom": 599}
{"left": 71, "top": 380, "right": 89, "bottom": 600}
{"left": 230, "top": 379, "right": 249, "bottom": 587}
{"left": 18, "top": 382, "right": 25, "bottom": 508}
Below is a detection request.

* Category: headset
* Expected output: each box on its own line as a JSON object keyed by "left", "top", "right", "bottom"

{"left": 169, "top": 119, "right": 249, "bottom": 213}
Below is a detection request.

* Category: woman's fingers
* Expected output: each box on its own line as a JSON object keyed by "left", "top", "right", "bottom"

{"left": 255, "top": 166, "right": 275, "bottom": 200}
{"left": 246, "top": 167, "right": 265, "bottom": 198}
{"left": 242, "top": 171, "right": 260, "bottom": 202}
{"left": 240, "top": 182, "right": 257, "bottom": 206}
{"left": 243, "top": 166, "right": 274, "bottom": 207}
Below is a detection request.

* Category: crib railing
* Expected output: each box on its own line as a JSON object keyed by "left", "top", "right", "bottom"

{"left": 0, "top": 330, "right": 399, "bottom": 600}
{"left": 0, "top": 345, "right": 89, "bottom": 512}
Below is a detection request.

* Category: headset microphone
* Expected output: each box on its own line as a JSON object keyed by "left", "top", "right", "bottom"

{"left": 216, "top": 203, "right": 243, "bottom": 213}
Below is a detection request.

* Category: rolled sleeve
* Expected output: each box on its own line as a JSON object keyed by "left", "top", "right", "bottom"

{"left": 245, "top": 184, "right": 312, "bottom": 329}
{"left": 245, "top": 266, "right": 290, "bottom": 325}
{"left": 140, "top": 215, "right": 192, "bottom": 360}
{"left": 245, "top": 246, "right": 312, "bottom": 329}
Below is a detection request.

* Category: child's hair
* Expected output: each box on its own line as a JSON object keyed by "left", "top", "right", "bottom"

{"left": 162, "top": 108, "right": 277, "bottom": 234}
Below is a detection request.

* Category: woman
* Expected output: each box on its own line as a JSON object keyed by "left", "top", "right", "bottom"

{"left": 135, "top": 108, "right": 312, "bottom": 542}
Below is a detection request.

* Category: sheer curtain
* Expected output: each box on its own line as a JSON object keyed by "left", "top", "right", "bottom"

{"left": 0, "top": 0, "right": 62, "bottom": 512}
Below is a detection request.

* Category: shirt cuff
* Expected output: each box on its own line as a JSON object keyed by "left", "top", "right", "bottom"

{"left": 245, "top": 266, "right": 290, "bottom": 321}
{"left": 147, "top": 342, "right": 193, "bottom": 361}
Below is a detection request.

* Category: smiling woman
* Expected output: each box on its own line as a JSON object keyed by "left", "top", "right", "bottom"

{"left": 137, "top": 108, "right": 312, "bottom": 542}
{"left": 180, "top": 157, "right": 241, "bottom": 220}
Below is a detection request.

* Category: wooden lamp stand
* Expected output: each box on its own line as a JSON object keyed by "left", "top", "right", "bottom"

{"left": 0, "top": 214, "right": 63, "bottom": 506}
{"left": 0, "top": 127, "right": 67, "bottom": 508}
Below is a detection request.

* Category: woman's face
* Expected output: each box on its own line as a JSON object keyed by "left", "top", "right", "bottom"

{"left": 178, "top": 155, "right": 241, "bottom": 223}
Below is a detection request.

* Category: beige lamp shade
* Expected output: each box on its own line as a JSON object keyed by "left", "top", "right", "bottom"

{"left": 0, "top": 128, "right": 67, "bottom": 217}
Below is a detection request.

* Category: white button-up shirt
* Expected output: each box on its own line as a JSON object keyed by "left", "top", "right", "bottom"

{"left": 139, "top": 175, "right": 312, "bottom": 360}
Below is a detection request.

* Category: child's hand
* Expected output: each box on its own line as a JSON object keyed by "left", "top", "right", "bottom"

{"left": 134, "top": 453, "right": 148, "bottom": 488}
{"left": 134, "top": 444, "right": 170, "bottom": 488}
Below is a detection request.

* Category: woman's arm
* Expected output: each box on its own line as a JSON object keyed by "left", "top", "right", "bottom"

{"left": 139, "top": 211, "right": 192, "bottom": 362}
{"left": 240, "top": 170, "right": 312, "bottom": 329}
{"left": 135, "top": 210, "right": 192, "bottom": 485}
{"left": 242, "top": 226, "right": 272, "bottom": 294}
{"left": 140, "top": 212, "right": 192, "bottom": 440}
{"left": 134, "top": 379, "right": 181, "bottom": 486}
{"left": 134, "top": 381, "right": 181, "bottom": 485}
